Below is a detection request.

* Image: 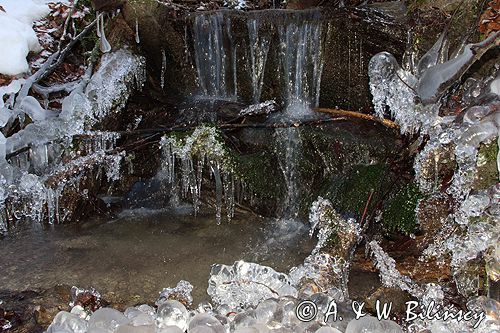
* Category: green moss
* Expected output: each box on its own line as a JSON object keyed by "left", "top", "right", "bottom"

{"left": 383, "top": 182, "right": 423, "bottom": 235}
{"left": 474, "top": 140, "right": 499, "bottom": 191}
{"left": 233, "top": 152, "right": 284, "bottom": 199}
{"left": 325, "top": 164, "right": 391, "bottom": 219}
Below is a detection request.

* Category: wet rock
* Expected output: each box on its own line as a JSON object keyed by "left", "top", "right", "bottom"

{"left": 365, "top": 287, "right": 413, "bottom": 315}
{"left": 70, "top": 286, "right": 108, "bottom": 313}
{"left": 416, "top": 193, "right": 451, "bottom": 245}
{"left": 473, "top": 140, "right": 499, "bottom": 191}
{"left": 122, "top": 5, "right": 406, "bottom": 111}
{"left": 0, "top": 285, "right": 71, "bottom": 332}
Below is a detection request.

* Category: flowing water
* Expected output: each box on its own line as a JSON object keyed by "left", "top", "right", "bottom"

{"left": 0, "top": 208, "right": 314, "bottom": 305}
{"left": 190, "top": 10, "right": 326, "bottom": 220}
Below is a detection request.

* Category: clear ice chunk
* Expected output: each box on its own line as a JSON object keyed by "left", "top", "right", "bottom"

{"left": 88, "top": 308, "right": 129, "bottom": 331}
{"left": 188, "top": 313, "right": 225, "bottom": 333}
{"left": 156, "top": 300, "right": 189, "bottom": 331}
{"left": 207, "top": 260, "right": 298, "bottom": 310}
{"left": 46, "top": 311, "right": 88, "bottom": 333}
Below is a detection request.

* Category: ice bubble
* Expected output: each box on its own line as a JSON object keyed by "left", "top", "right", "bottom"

{"left": 234, "top": 328, "right": 260, "bottom": 333}
{"left": 276, "top": 298, "right": 301, "bottom": 328}
{"left": 124, "top": 307, "right": 142, "bottom": 319}
{"left": 254, "top": 298, "right": 280, "bottom": 324}
{"left": 314, "top": 327, "right": 342, "bottom": 333}
{"left": 233, "top": 310, "right": 258, "bottom": 330}
{"left": 88, "top": 308, "right": 129, "bottom": 331}
{"left": 346, "top": 316, "right": 381, "bottom": 333}
{"left": 137, "top": 304, "right": 156, "bottom": 317}
{"left": 87, "top": 327, "right": 113, "bottom": 333}
{"left": 346, "top": 315, "right": 403, "bottom": 333}
{"left": 190, "top": 327, "right": 216, "bottom": 333}
{"left": 46, "top": 311, "right": 88, "bottom": 333}
{"left": 188, "top": 313, "right": 225, "bottom": 333}
{"left": 251, "top": 323, "right": 272, "bottom": 332}
{"left": 70, "top": 305, "right": 88, "bottom": 319}
{"left": 156, "top": 300, "right": 189, "bottom": 331}
{"left": 157, "top": 326, "right": 185, "bottom": 333}
{"left": 115, "top": 324, "right": 155, "bottom": 333}
{"left": 129, "top": 312, "right": 155, "bottom": 326}
{"left": 123, "top": 306, "right": 156, "bottom": 325}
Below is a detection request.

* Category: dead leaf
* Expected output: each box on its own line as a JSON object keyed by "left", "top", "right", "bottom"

{"left": 479, "top": 2, "right": 500, "bottom": 36}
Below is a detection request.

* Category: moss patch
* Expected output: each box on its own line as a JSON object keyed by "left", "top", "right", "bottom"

{"left": 323, "top": 164, "right": 392, "bottom": 219}
{"left": 233, "top": 152, "right": 284, "bottom": 200}
{"left": 383, "top": 182, "right": 423, "bottom": 235}
{"left": 474, "top": 140, "right": 499, "bottom": 191}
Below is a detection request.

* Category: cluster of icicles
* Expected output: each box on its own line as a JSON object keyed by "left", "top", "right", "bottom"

{"left": 0, "top": 49, "right": 146, "bottom": 233}
{"left": 369, "top": 29, "right": 500, "bottom": 331}
{"left": 159, "top": 126, "right": 247, "bottom": 225}
{"left": 176, "top": 10, "right": 325, "bottom": 107}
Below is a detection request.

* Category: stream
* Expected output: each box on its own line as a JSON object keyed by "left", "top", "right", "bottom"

{"left": 0, "top": 208, "right": 314, "bottom": 305}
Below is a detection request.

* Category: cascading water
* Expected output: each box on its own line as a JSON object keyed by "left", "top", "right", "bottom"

{"left": 278, "top": 15, "right": 324, "bottom": 114}
{"left": 275, "top": 13, "right": 325, "bottom": 219}
{"left": 247, "top": 18, "right": 270, "bottom": 104}
{"left": 192, "top": 12, "right": 237, "bottom": 99}
{"left": 186, "top": 10, "right": 326, "bottom": 220}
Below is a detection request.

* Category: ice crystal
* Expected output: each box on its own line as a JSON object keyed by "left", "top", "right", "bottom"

{"left": 368, "top": 240, "right": 423, "bottom": 298}
{"left": 156, "top": 280, "right": 194, "bottom": 306}
{"left": 207, "top": 260, "right": 298, "bottom": 311}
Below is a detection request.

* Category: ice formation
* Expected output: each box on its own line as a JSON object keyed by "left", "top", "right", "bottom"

{"left": 308, "top": 197, "right": 360, "bottom": 257}
{"left": 0, "top": 49, "right": 145, "bottom": 231}
{"left": 239, "top": 100, "right": 277, "bottom": 116}
{"left": 367, "top": 240, "right": 424, "bottom": 298}
{"left": 207, "top": 260, "right": 298, "bottom": 310}
{"left": 159, "top": 125, "right": 236, "bottom": 224}
{"left": 368, "top": 30, "right": 500, "bottom": 332}
{"left": 157, "top": 280, "right": 194, "bottom": 306}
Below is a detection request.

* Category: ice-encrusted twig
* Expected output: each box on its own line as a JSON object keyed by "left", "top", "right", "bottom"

{"left": 368, "top": 240, "right": 424, "bottom": 298}
{"left": 14, "top": 18, "right": 98, "bottom": 108}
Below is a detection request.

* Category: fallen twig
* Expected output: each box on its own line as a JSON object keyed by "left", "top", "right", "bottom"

{"left": 313, "top": 108, "right": 399, "bottom": 129}
{"left": 14, "top": 18, "right": 97, "bottom": 107}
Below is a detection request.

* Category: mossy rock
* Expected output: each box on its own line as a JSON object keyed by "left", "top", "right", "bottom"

{"left": 232, "top": 151, "right": 285, "bottom": 214}
{"left": 383, "top": 182, "right": 423, "bottom": 235}
{"left": 474, "top": 140, "right": 499, "bottom": 191}
{"left": 321, "top": 164, "right": 393, "bottom": 219}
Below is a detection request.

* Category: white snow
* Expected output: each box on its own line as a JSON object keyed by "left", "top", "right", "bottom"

{"left": 0, "top": 0, "right": 54, "bottom": 76}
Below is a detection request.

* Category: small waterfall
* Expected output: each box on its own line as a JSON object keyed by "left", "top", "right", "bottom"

{"left": 188, "top": 10, "right": 326, "bottom": 220}
{"left": 192, "top": 13, "right": 237, "bottom": 99}
{"left": 276, "top": 13, "right": 324, "bottom": 219}
{"left": 278, "top": 13, "right": 324, "bottom": 113}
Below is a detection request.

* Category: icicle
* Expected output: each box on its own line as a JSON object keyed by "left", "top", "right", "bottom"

{"left": 99, "top": 14, "right": 111, "bottom": 53}
{"left": 135, "top": 18, "right": 140, "bottom": 44}
{"left": 211, "top": 162, "right": 223, "bottom": 225}
{"left": 161, "top": 49, "right": 166, "bottom": 90}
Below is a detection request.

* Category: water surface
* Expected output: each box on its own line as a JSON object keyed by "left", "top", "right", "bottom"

{"left": 0, "top": 207, "right": 314, "bottom": 305}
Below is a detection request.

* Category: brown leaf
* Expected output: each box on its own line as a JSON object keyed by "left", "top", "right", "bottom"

{"left": 489, "top": 0, "right": 500, "bottom": 11}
